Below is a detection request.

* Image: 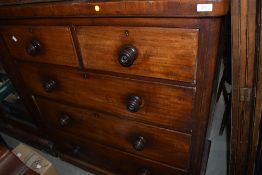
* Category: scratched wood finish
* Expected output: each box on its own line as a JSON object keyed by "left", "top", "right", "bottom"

{"left": 0, "top": 26, "right": 79, "bottom": 67}
{"left": 231, "top": 0, "right": 257, "bottom": 174}
{"left": 36, "top": 97, "right": 191, "bottom": 170}
{"left": 247, "top": 2, "right": 262, "bottom": 174}
{"left": 18, "top": 63, "right": 195, "bottom": 132}
{"left": 0, "top": 0, "right": 229, "bottom": 18}
{"left": 77, "top": 26, "right": 199, "bottom": 83}
{"left": 50, "top": 129, "right": 188, "bottom": 175}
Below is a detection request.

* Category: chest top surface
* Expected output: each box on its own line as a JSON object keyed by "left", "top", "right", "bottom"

{"left": 0, "top": 0, "right": 229, "bottom": 18}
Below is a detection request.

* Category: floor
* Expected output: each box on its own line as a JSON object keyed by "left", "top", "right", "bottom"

{"left": 205, "top": 59, "right": 228, "bottom": 175}
{"left": 206, "top": 95, "right": 227, "bottom": 175}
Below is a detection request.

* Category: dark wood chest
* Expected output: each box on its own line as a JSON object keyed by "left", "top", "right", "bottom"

{"left": 0, "top": 1, "right": 228, "bottom": 174}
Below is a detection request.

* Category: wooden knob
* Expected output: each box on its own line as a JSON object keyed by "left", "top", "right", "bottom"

{"left": 59, "top": 113, "right": 71, "bottom": 127}
{"left": 126, "top": 95, "right": 142, "bottom": 112}
{"left": 133, "top": 136, "right": 146, "bottom": 151}
{"left": 43, "top": 79, "right": 57, "bottom": 92}
{"left": 26, "top": 39, "right": 42, "bottom": 56}
{"left": 118, "top": 45, "right": 137, "bottom": 67}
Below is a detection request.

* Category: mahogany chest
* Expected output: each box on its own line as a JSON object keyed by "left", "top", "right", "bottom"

{"left": 0, "top": 1, "right": 228, "bottom": 175}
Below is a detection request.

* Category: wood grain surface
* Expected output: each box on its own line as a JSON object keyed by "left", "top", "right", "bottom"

{"left": 78, "top": 26, "right": 199, "bottom": 83}
{"left": 50, "top": 129, "right": 188, "bottom": 175}
{"left": 36, "top": 97, "right": 191, "bottom": 169}
{"left": 0, "top": 0, "right": 229, "bottom": 18}
{"left": 19, "top": 63, "right": 195, "bottom": 132}
{"left": 0, "top": 26, "right": 79, "bottom": 67}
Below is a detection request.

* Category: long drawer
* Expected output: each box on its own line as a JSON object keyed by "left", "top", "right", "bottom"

{"left": 0, "top": 26, "right": 79, "bottom": 67}
{"left": 19, "top": 63, "right": 195, "bottom": 131}
{"left": 77, "top": 26, "right": 199, "bottom": 83}
{"left": 49, "top": 129, "right": 188, "bottom": 175}
{"left": 36, "top": 97, "right": 191, "bottom": 169}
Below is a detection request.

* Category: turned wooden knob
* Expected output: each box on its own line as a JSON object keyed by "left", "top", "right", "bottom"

{"left": 43, "top": 79, "right": 57, "bottom": 92}
{"left": 133, "top": 136, "right": 146, "bottom": 151}
{"left": 59, "top": 113, "right": 71, "bottom": 127}
{"left": 118, "top": 45, "right": 137, "bottom": 67}
{"left": 26, "top": 39, "right": 42, "bottom": 56}
{"left": 126, "top": 94, "right": 142, "bottom": 112}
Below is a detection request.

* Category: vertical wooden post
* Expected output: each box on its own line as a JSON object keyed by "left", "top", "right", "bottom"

{"left": 231, "top": 0, "right": 257, "bottom": 174}
{"left": 247, "top": 1, "right": 262, "bottom": 174}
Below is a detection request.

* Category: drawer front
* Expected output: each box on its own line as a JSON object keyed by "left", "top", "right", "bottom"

{"left": 19, "top": 63, "right": 195, "bottom": 131}
{"left": 49, "top": 130, "right": 188, "bottom": 175}
{"left": 77, "top": 26, "right": 199, "bottom": 83}
{"left": 36, "top": 97, "right": 191, "bottom": 169}
{"left": 0, "top": 26, "right": 78, "bottom": 67}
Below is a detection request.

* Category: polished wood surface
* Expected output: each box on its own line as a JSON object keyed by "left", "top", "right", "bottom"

{"left": 36, "top": 97, "right": 191, "bottom": 169}
{"left": 50, "top": 129, "right": 188, "bottom": 175}
{"left": 0, "top": 0, "right": 229, "bottom": 18}
{"left": 0, "top": 26, "right": 78, "bottom": 67}
{"left": 78, "top": 26, "right": 199, "bottom": 83}
{"left": 18, "top": 63, "right": 195, "bottom": 132}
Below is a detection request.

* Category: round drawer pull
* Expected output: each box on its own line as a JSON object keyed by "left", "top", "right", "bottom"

{"left": 133, "top": 136, "right": 146, "bottom": 151}
{"left": 59, "top": 113, "right": 71, "bottom": 127}
{"left": 118, "top": 45, "right": 137, "bottom": 67}
{"left": 26, "top": 39, "right": 42, "bottom": 56}
{"left": 126, "top": 95, "right": 142, "bottom": 113}
{"left": 140, "top": 169, "right": 151, "bottom": 175}
{"left": 43, "top": 79, "right": 57, "bottom": 92}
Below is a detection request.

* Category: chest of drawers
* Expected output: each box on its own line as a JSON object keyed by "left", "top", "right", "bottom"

{"left": 0, "top": 1, "right": 228, "bottom": 175}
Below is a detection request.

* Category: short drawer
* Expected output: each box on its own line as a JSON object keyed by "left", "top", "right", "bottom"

{"left": 36, "top": 97, "right": 191, "bottom": 169}
{"left": 49, "top": 130, "right": 188, "bottom": 175}
{"left": 0, "top": 26, "right": 78, "bottom": 67}
{"left": 19, "top": 63, "right": 195, "bottom": 131}
{"left": 77, "top": 26, "right": 199, "bottom": 83}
